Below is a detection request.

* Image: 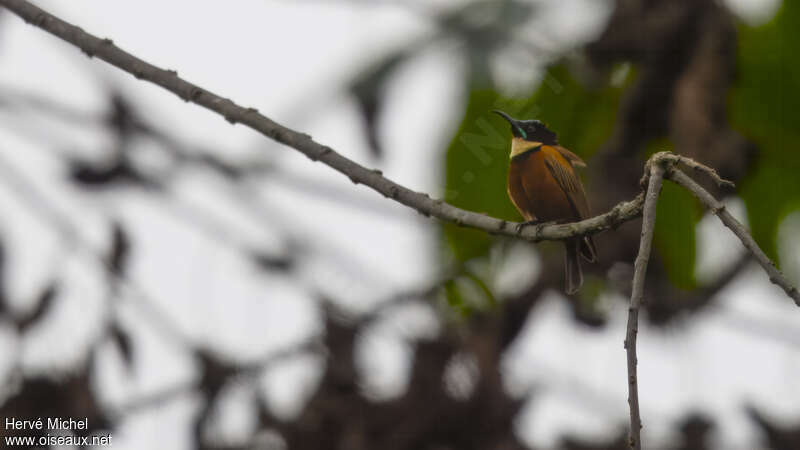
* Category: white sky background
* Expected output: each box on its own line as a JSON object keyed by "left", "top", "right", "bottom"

{"left": 0, "top": 0, "right": 796, "bottom": 449}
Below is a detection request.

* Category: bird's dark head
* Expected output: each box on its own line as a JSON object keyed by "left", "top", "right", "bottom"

{"left": 493, "top": 110, "right": 558, "bottom": 145}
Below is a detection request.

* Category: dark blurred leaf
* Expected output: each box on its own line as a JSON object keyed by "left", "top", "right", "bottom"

{"left": 677, "top": 413, "right": 714, "bottom": 450}
{"left": 350, "top": 51, "right": 408, "bottom": 160}
{"left": 69, "top": 157, "right": 152, "bottom": 188}
{"left": 196, "top": 349, "right": 237, "bottom": 399}
{"left": 439, "top": 0, "right": 535, "bottom": 31}
{"left": 251, "top": 251, "right": 293, "bottom": 273}
{"left": 256, "top": 396, "right": 278, "bottom": 429}
{"left": 193, "top": 349, "right": 239, "bottom": 448}
{"left": 349, "top": 1, "right": 540, "bottom": 161}
{"left": 109, "top": 322, "right": 134, "bottom": 370}
{"left": 16, "top": 282, "right": 58, "bottom": 333}
{"left": 0, "top": 367, "right": 110, "bottom": 438}
{"left": 440, "top": 0, "right": 536, "bottom": 85}
{"left": 107, "top": 91, "right": 137, "bottom": 138}
{"left": 495, "top": 0, "right": 535, "bottom": 28}
{"left": 107, "top": 222, "right": 130, "bottom": 275}
{"left": 70, "top": 158, "right": 131, "bottom": 185}
{"left": 731, "top": 1, "right": 800, "bottom": 264}
{"left": 560, "top": 429, "right": 628, "bottom": 450}
{"left": 747, "top": 404, "right": 800, "bottom": 450}
{"left": 197, "top": 153, "right": 244, "bottom": 179}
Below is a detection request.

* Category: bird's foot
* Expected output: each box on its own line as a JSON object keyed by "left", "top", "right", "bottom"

{"left": 534, "top": 220, "right": 558, "bottom": 233}
{"left": 516, "top": 220, "right": 559, "bottom": 235}
{"left": 516, "top": 219, "right": 551, "bottom": 234}
{"left": 515, "top": 220, "right": 535, "bottom": 234}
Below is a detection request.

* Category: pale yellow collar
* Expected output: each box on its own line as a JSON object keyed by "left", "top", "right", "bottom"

{"left": 510, "top": 137, "right": 542, "bottom": 159}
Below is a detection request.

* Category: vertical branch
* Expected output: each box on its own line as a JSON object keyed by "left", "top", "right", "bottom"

{"left": 625, "top": 163, "right": 665, "bottom": 449}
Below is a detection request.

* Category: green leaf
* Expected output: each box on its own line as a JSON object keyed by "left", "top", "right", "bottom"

{"left": 654, "top": 181, "right": 699, "bottom": 289}
{"left": 640, "top": 137, "right": 701, "bottom": 289}
{"left": 730, "top": 0, "right": 800, "bottom": 264}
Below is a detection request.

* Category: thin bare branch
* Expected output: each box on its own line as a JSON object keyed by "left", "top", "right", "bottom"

{"left": 625, "top": 162, "right": 664, "bottom": 450}
{"left": 0, "top": 0, "right": 642, "bottom": 244}
{"left": 667, "top": 168, "right": 800, "bottom": 306}
{"left": 642, "top": 151, "right": 735, "bottom": 190}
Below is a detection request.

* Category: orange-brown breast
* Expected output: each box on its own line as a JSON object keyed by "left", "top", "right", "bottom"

{"left": 507, "top": 146, "right": 586, "bottom": 223}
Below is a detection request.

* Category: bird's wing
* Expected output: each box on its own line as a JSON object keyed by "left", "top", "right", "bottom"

{"left": 553, "top": 145, "right": 586, "bottom": 168}
{"left": 542, "top": 146, "right": 591, "bottom": 219}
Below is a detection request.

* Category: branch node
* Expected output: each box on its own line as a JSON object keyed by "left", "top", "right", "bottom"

{"left": 245, "top": 107, "right": 260, "bottom": 120}
{"left": 33, "top": 12, "right": 46, "bottom": 26}
{"left": 189, "top": 87, "right": 203, "bottom": 101}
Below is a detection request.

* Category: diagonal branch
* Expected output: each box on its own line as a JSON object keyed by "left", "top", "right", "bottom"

{"left": 0, "top": 0, "right": 642, "bottom": 244}
{"left": 667, "top": 168, "right": 800, "bottom": 305}
{"left": 625, "top": 162, "right": 664, "bottom": 450}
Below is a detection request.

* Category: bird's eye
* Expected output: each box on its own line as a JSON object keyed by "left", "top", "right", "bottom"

{"left": 517, "top": 126, "right": 527, "bottom": 139}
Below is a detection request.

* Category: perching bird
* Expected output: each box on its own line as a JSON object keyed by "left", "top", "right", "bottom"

{"left": 494, "top": 110, "right": 597, "bottom": 294}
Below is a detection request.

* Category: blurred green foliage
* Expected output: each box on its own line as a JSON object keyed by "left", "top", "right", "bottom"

{"left": 442, "top": 66, "right": 625, "bottom": 264}
{"left": 441, "top": 65, "right": 626, "bottom": 306}
{"left": 643, "top": 138, "right": 700, "bottom": 289}
{"left": 654, "top": 181, "right": 699, "bottom": 289}
{"left": 442, "top": 88, "right": 519, "bottom": 264}
{"left": 731, "top": 0, "right": 800, "bottom": 264}
{"left": 441, "top": 1, "right": 800, "bottom": 303}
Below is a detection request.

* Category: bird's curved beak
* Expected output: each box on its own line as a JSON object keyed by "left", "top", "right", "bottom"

{"left": 492, "top": 109, "right": 516, "bottom": 125}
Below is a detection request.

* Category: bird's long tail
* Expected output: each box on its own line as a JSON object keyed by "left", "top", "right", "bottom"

{"left": 565, "top": 238, "right": 583, "bottom": 295}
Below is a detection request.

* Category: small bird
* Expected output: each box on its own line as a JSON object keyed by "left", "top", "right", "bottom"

{"left": 494, "top": 110, "right": 597, "bottom": 294}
